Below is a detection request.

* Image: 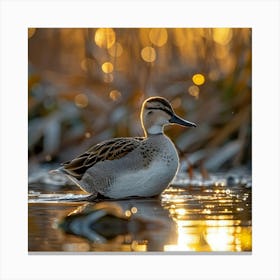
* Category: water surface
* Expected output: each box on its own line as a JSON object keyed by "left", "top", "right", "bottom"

{"left": 28, "top": 173, "right": 252, "bottom": 253}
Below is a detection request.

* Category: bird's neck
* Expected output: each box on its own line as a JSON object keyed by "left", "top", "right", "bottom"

{"left": 144, "top": 125, "right": 164, "bottom": 137}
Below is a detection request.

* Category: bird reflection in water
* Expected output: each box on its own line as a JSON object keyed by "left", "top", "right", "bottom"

{"left": 59, "top": 199, "right": 177, "bottom": 252}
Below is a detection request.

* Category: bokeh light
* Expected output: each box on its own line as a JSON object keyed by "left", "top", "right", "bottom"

{"left": 213, "top": 28, "right": 232, "bottom": 45}
{"left": 124, "top": 210, "right": 131, "bottom": 217}
{"left": 192, "top": 73, "right": 205, "bottom": 86}
{"left": 131, "top": 207, "right": 138, "bottom": 214}
{"left": 141, "top": 46, "right": 156, "bottom": 62}
{"left": 28, "top": 28, "right": 252, "bottom": 174}
{"left": 94, "top": 28, "right": 116, "bottom": 49}
{"left": 108, "top": 42, "right": 123, "bottom": 57}
{"left": 75, "top": 93, "right": 88, "bottom": 108}
{"left": 149, "top": 28, "right": 168, "bottom": 47}
{"left": 102, "top": 62, "right": 114, "bottom": 73}
{"left": 188, "top": 85, "right": 200, "bottom": 99}
{"left": 109, "top": 90, "right": 122, "bottom": 101}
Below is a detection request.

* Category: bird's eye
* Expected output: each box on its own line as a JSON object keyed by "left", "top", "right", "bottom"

{"left": 147, "top": 111, "right": 153, "bottom": 115}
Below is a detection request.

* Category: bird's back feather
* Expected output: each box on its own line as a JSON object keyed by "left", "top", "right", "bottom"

{"left": 61, "top": 137, "right": 144, "bottom": 180}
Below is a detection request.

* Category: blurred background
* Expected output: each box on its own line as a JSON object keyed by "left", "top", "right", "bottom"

{"left": 28, "top": 28, "right": 251, "bottom": 175}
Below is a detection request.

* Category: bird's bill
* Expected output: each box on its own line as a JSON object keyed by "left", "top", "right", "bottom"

{"left": 169, "top": 114, "right": 197, "bottom": 127}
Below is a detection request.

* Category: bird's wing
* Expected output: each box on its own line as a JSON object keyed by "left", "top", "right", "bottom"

{"left": 61, "top": 137, "right": 144, "bottom": 180}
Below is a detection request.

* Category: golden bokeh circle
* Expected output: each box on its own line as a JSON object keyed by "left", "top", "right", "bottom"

{"left": 94, "top": 28, "right": 116, "bottom": 49}
{"left": 149, "top": 28, "right": 168, "bottom": 47}
{"left": 102, "top": 62, "right": 114, "bottom": 73}
{"left": 141, "top": 46, "right": 156, "bottom": 62}
{"left": 192, "top": 74, "right": 205, "bottom": 86}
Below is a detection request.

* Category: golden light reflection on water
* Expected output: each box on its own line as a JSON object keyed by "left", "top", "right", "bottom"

{"left": 165, "top": 220, "right": 207, "bottom": 251}
{"left": 162, "top": 185, "right": 252, "bottom": 252}
{"left": 164, "top": 219, "right": 251, "bottom": 252}
{"left": 206, "top": 226, "right": 236, "bottom": 251}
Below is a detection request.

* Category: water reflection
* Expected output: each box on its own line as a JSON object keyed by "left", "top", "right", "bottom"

{"left": 161, "top": 185, "right": 251, "bottom": 252}
{"left": 28, "top": 198, "right": 177, "bottom": 252}
{"left": 59, "top": 199, "right": 176, "bottom": 252}
{"left": 28, "top": 182, "right": 251, "bottom": 252}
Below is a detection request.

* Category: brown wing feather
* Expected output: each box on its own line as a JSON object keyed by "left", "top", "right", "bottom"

{"left": 61, "top": 137, "right": 144, "bottom": 180}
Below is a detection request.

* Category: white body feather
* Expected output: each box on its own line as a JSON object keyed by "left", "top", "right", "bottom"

{"left": 105, "top": 159, "right": 178, "bottom": 198}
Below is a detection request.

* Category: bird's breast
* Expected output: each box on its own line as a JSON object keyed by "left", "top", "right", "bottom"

{"left": 104, "top": 137, "right": 179, "bottom": 199}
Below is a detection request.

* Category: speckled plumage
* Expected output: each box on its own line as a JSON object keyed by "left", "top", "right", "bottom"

{"left": 62, "top": 137, "right": 145, "bottom": 180}
{"left": 59, "top": 96, "right": 196, "bottom": 199}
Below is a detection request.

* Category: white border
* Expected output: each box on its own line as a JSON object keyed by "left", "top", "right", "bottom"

{"left": 1, "top": 1, "right": 279, "bottom": 279}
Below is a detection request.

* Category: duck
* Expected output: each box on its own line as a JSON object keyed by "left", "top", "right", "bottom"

{"left": 56, "top": 96, "right": 196, "bottom": 199}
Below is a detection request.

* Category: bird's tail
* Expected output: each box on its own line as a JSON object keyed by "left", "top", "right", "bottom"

{"left": 49, "top": 166, "right": 65, "bottom": 175}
